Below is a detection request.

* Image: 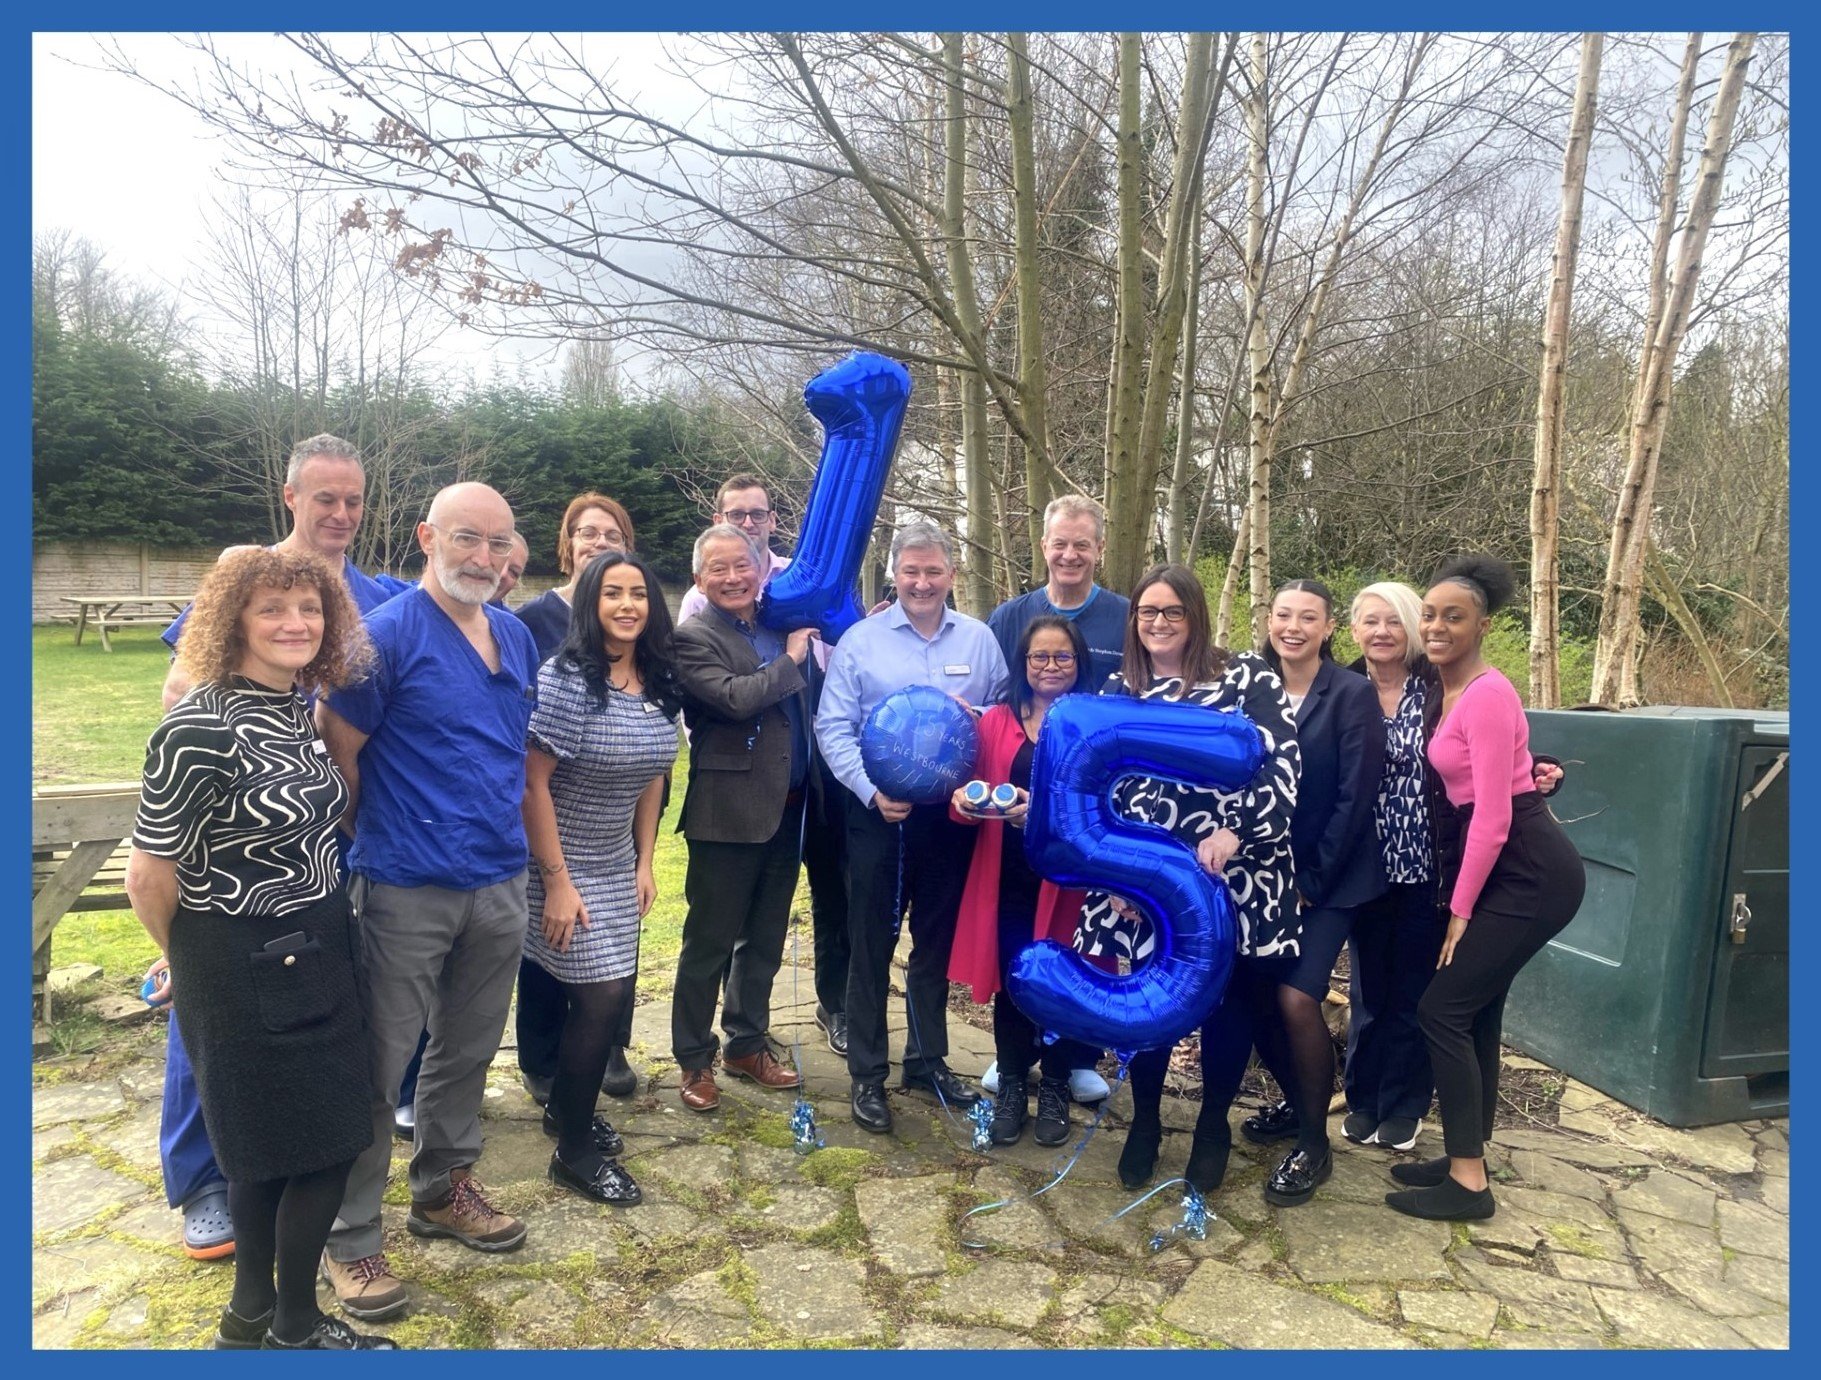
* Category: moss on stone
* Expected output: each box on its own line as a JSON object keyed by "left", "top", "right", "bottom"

{"left": 798, "top": 1146, "right": 880, "bottom": 1190}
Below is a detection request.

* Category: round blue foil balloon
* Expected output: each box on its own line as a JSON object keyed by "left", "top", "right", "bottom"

{"left": 860, "top": 685, "right": 981, "bottom": 804}
{"left": 760, "top": 351, "right": 911, "bottom": 645}
{"left": 1006, "top": 694, "right": 1267, "bottom": 1053}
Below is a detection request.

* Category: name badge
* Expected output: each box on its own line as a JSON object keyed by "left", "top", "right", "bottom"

{"left": 310, "top": 740, "right": 328, "bottom": 754}
{"left": 943, "top": 663, "right": 971, "bottom": 676}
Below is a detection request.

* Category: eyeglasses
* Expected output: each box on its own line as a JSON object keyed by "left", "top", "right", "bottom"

{"left": 428, "top": 523, "right": 518, "bottom": 557}
{"left": 1135, "top": 605, "right": 1188, "bottom": 624}
{"left": 721, "top": 508, "right": 773, "bottom": 525}
{"left": 1026, "top": 651, "right": 1077, "bottom": 668}
{"left": 573, "top": 525, "right": 623, "bottom": 544}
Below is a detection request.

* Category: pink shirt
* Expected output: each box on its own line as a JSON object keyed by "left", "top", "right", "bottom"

{"left": 1426, "top": 669, "right": 1536, "bottom": 918}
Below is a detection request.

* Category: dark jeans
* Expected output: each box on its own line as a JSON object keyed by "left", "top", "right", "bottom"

{"left": 672, "top": 802, "right": 804, "bottom": 1070}
{"left": 843, "top": 796, "right": 975, "bottom": 1085}
{"left": 1345, "top": 880, "right": 1447, "bottom": 1123}
{"left": 804, "top": 757, "right": 852, "bottom": 1015}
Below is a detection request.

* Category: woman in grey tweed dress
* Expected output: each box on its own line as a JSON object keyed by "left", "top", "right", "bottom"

{"left": 522, "top": 552, "right": 681, "bottom": 1205}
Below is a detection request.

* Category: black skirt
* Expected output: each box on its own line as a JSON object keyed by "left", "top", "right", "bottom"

{"left": 1438, "top": 791, "right": 1585, "bottom": 925}
{"left": 166, "top": 888, "right": 374, "bottom": 1182}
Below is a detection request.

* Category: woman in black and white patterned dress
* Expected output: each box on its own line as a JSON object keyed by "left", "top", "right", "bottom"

{"left": 1073, "top": 564, "right": 1301, "bottom": 1194}
{"left": 126, "top": 548, "right": 396, "bottom": 1351}
{"left": 522, "top": 551, "right": 681, "bottom": 1206}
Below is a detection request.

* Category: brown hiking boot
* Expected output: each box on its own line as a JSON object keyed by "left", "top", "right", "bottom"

{"left": 722, "top": 1047, "right": 802, "bottom": 1089}
{"left": 406, "top": 1170, "right": 526, "bottom": 1252}
{"left": 320, "top": 1251, "right": 409, "bottom": 1321}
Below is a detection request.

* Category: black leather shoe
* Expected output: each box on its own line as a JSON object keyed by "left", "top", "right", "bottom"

{"left": 851, "top": 1080, "right": 893, "bottom": 1134}
{"left": 1185, "top": 1131, "right": 1232, "bottom": 1193}
{"left": 1034, "top": 1077, "right": 1070, "bottom": 1147}
{"left": 1241, "top": 1098, "right": 1300, "bottom": 1145}
{"left": 815, "top": 1004, "right": 849, "bottom": 1056}
{"left": 542, "top": 1107, "right": 624, "bottom": 1158}
{"left": 261, "top": 1316, "right": 399, "bottom": 1349}
{"left": 600, "top": 1047, "right": 638, "bottom": 1098}
{"left": 521, "top": 1071, "right": 553, "bottom": 1107}
{"left": 900, "top": 1062, "right": 980, "bottom": 1108}
{"left": 990, "top": 1076, "right": 1028, "bottom": 1145}
{"left": 214, "top": 1304, "right": 274, "bottom": 1349}
{"left": 549, "top": 1151, "right": 641, "bottom": 1206}
{"left": 1118, "top": 1124, "right": 1163, "bottom": 1190}
{"left": 1263, "top": 1143, "right": 1333, "bottom": 1207}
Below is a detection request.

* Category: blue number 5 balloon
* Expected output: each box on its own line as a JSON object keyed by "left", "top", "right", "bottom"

{"left": 759, "top": 351, "right": 911, "bottom": 644}
{"left": 1006, "top": 695, "right": 1267, "bottom": 1054}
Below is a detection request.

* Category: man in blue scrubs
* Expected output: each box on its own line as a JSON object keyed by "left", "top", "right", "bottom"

{"left": 153, "top": 433, "right": 411, "bottom": 1261}
{"left": 318, "top": 483, "right": 540, "bottom": 1321}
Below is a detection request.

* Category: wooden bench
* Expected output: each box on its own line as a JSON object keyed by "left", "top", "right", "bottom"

{"left": 33, "top": 784, "right": 141, "bottom": 1022}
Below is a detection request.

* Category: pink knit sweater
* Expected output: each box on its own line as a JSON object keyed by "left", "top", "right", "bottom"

{"left": 1426, "top": 670, "right": 1537, "bottom": 917}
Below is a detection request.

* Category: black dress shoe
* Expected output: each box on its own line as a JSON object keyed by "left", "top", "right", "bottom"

{"left": 262, "top": 1316, "right": 399, "bottom": 1349}
{"left": 1118, "top": 1123, "right": 1163, "bottom": 1190}
{"left": 1263, "top": 1143, "right": 1333, "bottom": 1207}
{"left": 815, "top": 1004, "right": 849, "bottom": 1056}
{"left": 521, "top": 1071, "right": 554, "bottom": 1107}
{"left": 1033, "top": 1077, "right": 1070, "bottom": 1147}
{"left": 900, "top": 1062, "right": 980, "bottom": 1108}
{"left": 1241, "top": 1099, "right": 1300, "bottom": 1145}
{"left": 549, "top": 1151, "right": 642, "bottom": 1206}
{"left": 542, "top": 1107, "right": 625, "bottom": 1158}
{"left": 600, "top": 1047, "right": 638, "bottom": 1098}
{"left": 393, "top": 1103, "right": 416, "bottom": 1142}
{"left": 990, "top": 1076, "right": 1029, "bottom": 1145}
{"left": 214, "top": 1304, "right": 274, "bottom": 1349}
{"left": 1390, "top": 1154, "right": 1451, "bottom": 1188}
{"left": 851, "top": 1080, "right": 893, "bottom": 1134}
{"left": 1185, "top": 1131, "right": 1232, "bottom": 1193}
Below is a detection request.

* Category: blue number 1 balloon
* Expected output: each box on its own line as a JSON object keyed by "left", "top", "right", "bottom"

{"left": 1007, "top": 694, "right": 1267, "bottom": 1053}
{"left": 759, "top": 351, "right": 911, "bottom": 644}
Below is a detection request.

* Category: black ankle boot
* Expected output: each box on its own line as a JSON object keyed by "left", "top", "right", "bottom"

{"left": 1185, "top": 1131, "right": 1231, "bottom": 1193}
{"left": 1034, "top": 1077, "right": 1070, "bottom": 1147}
{"left": 1119, "top": 1122, "right": 1163, "bottom": 1190}
{"left": 991, "top": 1076, "right": 1029, "bottom": 1145}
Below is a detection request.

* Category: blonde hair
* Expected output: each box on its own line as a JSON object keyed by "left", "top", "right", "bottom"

{"left": 1349, "top": 581, "right": 1426, "bottom": 668}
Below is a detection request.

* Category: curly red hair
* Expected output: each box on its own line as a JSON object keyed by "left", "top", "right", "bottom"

{"left": 175, "top": 548, "right": 373, "bottom": 694}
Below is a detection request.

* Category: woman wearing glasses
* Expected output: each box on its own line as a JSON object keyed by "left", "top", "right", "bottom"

{"left": 947, "top": 616, "right": 1095, "bottom": 1147}
{"left": 514, "top": 493, "right": 637, "bottom": 661}
{"left": 521, "top": 551, "right": 682, "bottom": 1205}
{"left": 1074, "top": 565, "right": 1301, "bottom": 1194}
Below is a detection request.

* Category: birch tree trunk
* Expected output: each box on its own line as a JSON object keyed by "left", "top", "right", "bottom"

{"left": 1166, "top": 206, "right": 1205, "bottom": 562}
{"left": 1590, "top": 33, "right": 1755, "bottom": 704}
{"left": 1006, "top": 33, "right": 1053, "bottom": 567}
{"left": 1528, "top": 33, "right": 1603, "bottom": 707}
{"left": 1101, "top": 34, "right": 1150, "bottom": 593}
{"left": 1242, "top": 33, "right": 1274, "bottom": 642}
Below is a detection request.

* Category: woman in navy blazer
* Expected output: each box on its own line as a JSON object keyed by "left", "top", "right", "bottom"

{"left": 1240, "top": 578, "right": 1388, "bottom": 1206}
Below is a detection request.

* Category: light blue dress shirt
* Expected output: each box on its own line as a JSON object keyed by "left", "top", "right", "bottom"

{"left": 815, "top": 601, "right": 1009, "bottom": 806}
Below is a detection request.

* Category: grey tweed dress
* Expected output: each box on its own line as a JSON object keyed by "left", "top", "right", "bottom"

{"left": 525, "top": 662, "right": 678, "bottom": 983}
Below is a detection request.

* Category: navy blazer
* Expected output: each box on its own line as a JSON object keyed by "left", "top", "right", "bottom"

{"left": 1286, "top": 657, "right": 1388, "bottom": 910}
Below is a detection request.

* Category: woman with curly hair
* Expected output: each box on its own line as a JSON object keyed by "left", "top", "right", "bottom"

{"left": 522, "top": 551, "right": 682, "bottom": 1205}
{"left": 1385, "top": 555, "right": 1585, "bottom": 1221}
{"left": 125, "top": 549, "right": 397, "bottom": 1350}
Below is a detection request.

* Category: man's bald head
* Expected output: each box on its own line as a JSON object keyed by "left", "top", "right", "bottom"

{"left": 426, "top": 482, "right": 514, "bottom": 532}
{"left": 420, "top": 483, "right": 518, "bottom": 607}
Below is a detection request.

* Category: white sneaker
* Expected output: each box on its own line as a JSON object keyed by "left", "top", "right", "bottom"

{"left": 1069, "top": 1067, "right": 1111, "bottom": 1103}
{"left": 980, "top": 1061, "right": 1001, "bottom": 1095}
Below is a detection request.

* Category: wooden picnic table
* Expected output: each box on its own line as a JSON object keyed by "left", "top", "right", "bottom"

{"left": 61, "top": 593, "right": 191, "bottom": 651}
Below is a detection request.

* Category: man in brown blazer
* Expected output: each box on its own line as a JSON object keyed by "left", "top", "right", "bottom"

{"left": 670, "top": 524, "right": 817, "bottom": 1111}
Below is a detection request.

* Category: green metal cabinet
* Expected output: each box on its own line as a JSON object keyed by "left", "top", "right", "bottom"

{"left": 1502, "top": 706, "right": 1789, "bottom": 1127}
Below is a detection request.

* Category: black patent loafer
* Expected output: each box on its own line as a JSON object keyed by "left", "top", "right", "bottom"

{"left": 262, "top": 1316, "right": 399, "bottom": 1349}
{"left": 900, "top": 1062, "right": 981, "bottom": 1108}
{"left": 1241, "top": 1098, "right": 1300, "bottom": 1145}
{"left": 851, "top": 1080, "right": 893, "bottom": 1134}
{"left": 542, "top": 1107, "right": 625, "bottom": 1158}
{"left": 1263, "top": 1144, "right": 1333, "bottom": 1207}
{"left": 548, "top": 1152, "right": 642, "bottom": 1206}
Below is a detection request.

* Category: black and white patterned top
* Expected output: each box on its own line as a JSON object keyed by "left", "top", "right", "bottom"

{"left": 1376, "top": 672, "right": 1434, "bottom": 884}
{"left": 1073, "top": 652, "right": 1302, "bottom": 962}
{"left": 133, "top": 677, "right": 347, "bottom": 917}
{"left": 524, "top": 661, "right": 680, "bottom": 984}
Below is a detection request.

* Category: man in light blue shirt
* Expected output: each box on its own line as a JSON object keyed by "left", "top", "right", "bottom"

{"left": 816, "top": 521, "right": 1008, "bottom": 1134}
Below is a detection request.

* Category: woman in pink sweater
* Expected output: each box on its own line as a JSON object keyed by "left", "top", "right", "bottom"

{"left": 1387, "top": 556, "right": 1585, "bottom": 1221}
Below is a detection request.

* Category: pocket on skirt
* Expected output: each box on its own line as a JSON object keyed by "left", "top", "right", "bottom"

{"left": 248, "top": 940, "right": 335, "bottom": 1033}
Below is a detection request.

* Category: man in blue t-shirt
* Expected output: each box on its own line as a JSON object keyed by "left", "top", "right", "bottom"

{"left": 984, "top": 494, "right": 1129, "bottom": 1104}
{"left": 986, "top": 494, "right": 1130, "bottom": 693}
{"left": 151, "top": 433, "right": 414, "bottom": 1265}
{"left": 317, "top": 482, "right": 540, "bottom": 1322}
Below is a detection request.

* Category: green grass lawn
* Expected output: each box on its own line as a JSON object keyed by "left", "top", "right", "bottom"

{"left": 32, "top": 623, "right": 700, "bottom": 1004}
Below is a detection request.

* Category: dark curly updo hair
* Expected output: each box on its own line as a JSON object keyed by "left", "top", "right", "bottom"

{"left": 1429, "top": 554, "right": 1518, "bottom": 616}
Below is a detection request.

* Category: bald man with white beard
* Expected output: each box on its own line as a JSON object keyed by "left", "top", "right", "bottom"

{"left": 315, "top": 483, "right": 541, "bottom": 1321}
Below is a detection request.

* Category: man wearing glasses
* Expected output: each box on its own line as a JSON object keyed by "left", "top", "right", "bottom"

{"left": 316, "top": 483, "right": 541, "bottom": 1320}
{"left": 679, "top": 475, "right": 855, "bottom": 1059}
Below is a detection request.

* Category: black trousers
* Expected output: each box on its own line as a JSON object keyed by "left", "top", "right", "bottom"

{"left": 1420, "top": 794, "right": 1585, "bottom": 1158}
{"left": 993, "top": 906, "right": 1070, "bottom": 1080}
{"left": 804, "top": 756, "right": 852, "bottom": 1015}
{"left": 672, "top": 802, "right": 805, "bottom": 1070}
{"left": 1345, "top": 880, "right": 1447, "bottom": 1124}
{"left": 843, "top": 796, "right": 975, "bottom": 1085}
